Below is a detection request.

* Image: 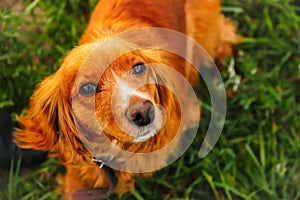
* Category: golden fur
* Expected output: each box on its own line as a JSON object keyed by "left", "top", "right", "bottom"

{"left": 14, "top": 0, "right": 240, "bottom": 198}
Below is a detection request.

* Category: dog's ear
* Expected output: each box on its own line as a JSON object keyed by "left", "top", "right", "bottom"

{"left": 14, "top": 44, "right": 99, "bottom": 159}
{"left": 14, "top": 70, "right": 73, "bottom": 151}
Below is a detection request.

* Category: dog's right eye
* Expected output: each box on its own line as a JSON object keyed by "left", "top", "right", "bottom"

{"left": 132, "top": 63, "right": 146, "bottom": 75}
{"left": 79, "top": 82, "right": 100, "bottom": 96}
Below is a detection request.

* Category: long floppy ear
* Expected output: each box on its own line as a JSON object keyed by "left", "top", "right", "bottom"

{"left": 13, "top": 68, "right": 77, "bottom": 153}
{"left": 14, "top": 43, "right": 99, "bottom": 162}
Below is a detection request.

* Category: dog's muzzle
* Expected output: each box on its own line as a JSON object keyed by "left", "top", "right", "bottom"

{"left": 126, "top": 100, "right": 155, "bottom": 127}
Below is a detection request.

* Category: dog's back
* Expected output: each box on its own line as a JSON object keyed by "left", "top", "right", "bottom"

{"left": 80, "top": 0, "right": 186, "bottom": 44}
{"left": 80, "top": 0, "right": 240, "bottom": 84}
{"left": 81, "top": 0, "right": 240, "bottom": 55}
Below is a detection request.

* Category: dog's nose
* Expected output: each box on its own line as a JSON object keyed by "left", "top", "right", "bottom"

{"left": 127, "top": 100, "right": 155, "bottom": 126}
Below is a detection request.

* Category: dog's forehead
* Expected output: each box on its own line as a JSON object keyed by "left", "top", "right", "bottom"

{"left": 73, "top": 40, "right": 144, "bottom": 86}
{"left": 78, "top": 53, "right": 141, "bottom": 80}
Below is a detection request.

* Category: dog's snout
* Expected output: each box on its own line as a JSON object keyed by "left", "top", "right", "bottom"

{"left": 127, "top": 100, "right": 155, "bottom": 127}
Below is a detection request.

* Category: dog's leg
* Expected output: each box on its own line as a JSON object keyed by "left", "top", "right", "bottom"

{"left": 185, "top": 0, "right": 221, "bottom": 60}
{"left": 185, "top": 0, "right": 240, "bottom": 71}
{"left": 62, "top": 165, "right": 87, "bottom": 200}
{"left": 217, "top": 16, "right": 241, "bottom": 64}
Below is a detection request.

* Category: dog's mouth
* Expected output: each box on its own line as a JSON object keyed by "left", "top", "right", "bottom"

{"left": 132, "top": 129, "right": 157, "bottom": 143}
{"left": 127, "top": 103, "right": 165, "bottom": 143}
{"left": 110, "top": 100, "right": 165, "bottom": 144}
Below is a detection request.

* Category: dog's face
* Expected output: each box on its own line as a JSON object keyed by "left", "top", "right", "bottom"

{"left": 15, "top": 38, "right": 196, "bottom": 167}
{"left": 58, "top": 40, "right": 184, "bottom": 157}
{"left": 72, "top": 49, "right": 170, "bottom": 147}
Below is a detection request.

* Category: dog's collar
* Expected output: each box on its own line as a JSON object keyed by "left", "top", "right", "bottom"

{"left": 71, "top": 157, "right": 118, "bottom": 200}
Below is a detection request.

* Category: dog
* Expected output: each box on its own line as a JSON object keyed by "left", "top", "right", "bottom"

{"left": 14, "top": 0, "right": 240, "bottom": 199}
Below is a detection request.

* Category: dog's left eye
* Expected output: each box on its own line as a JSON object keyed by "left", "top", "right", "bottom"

{"left": 132, "top": 63, "right": 146, "bottom": 75}
{"left": 79, "top": 82, "right": 100, "bottom": 96}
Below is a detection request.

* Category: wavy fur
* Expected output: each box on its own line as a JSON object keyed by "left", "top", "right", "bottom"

{"left": 14, "top": 0, "right": 240, "bottom": 198}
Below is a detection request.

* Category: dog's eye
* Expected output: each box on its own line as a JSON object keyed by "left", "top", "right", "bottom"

{"left": 79, "top": 82, "right": 100, "bottom": 96}
{"left": 132, "top": 63, "right": 146, "bottom": 75}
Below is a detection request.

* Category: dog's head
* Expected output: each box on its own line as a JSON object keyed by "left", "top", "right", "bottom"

{"left": 14, "top": 37, "right": 198, "bottom": 167}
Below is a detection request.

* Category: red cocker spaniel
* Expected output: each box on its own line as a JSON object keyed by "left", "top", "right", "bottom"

{"left": 15, "top": 0, "right": 240, "bottom": 199}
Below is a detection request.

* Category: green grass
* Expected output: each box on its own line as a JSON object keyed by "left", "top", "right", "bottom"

{"left": 1, "top": 0, "right": 300, "bottom": 199}
{"left": 1, "top": 159, "right": 62, "bottom": 200}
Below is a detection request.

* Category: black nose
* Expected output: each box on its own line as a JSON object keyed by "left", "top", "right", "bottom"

{"left": 127, "top": 100, "right": 155, "bottom": 126}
